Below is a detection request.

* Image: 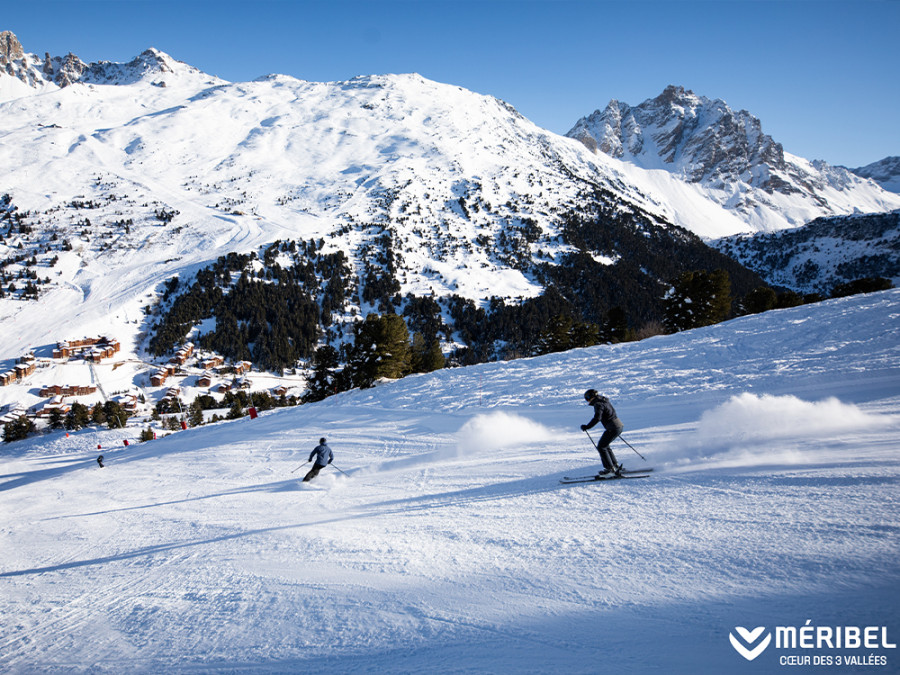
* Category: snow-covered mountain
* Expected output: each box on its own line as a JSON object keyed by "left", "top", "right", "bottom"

{"left": 0, "top": 29, "right": 216, "bottom": 96}
{"left": 567, "top": 85, "right": 900, "bottom": 231}
{"left": 1, "top": 32, "right": 898, "bottom": 393}
{"left": 0, "top": 33, "right": 763, "bottom": 362}
{"left": 850, "top": 156, "right": 900, "bottom": 194}
{"left": 715, "top": 210, "right": 900, "bottom": 294}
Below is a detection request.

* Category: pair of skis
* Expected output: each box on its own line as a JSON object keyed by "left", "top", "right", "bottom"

{"left": 560, "top": 467, "right": 653, "bottom": 484}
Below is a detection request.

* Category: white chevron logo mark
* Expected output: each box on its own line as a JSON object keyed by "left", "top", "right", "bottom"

{"left": 729, "top": 626, "right": 772, "bottom": 661}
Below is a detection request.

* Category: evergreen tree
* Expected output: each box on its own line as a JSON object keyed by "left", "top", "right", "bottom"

{"left": 103, "top": 401, "right": 128, "bottom": 429}
{"left": 188, "top": 399, "right": 205, "bottom": 427}
{"left": 743, "top": 286, "right": 777, "bottom": 314}
{"left": 663, "top": 269, "right": 732, "bottom": 332}
{"left": 776, "top": 290, "right": 803, "bottom": 309}
{"left": 65, "top": 402, "right": 91, "bottom": 430}
{"left": 421, "top": 337, "right": 445, "bottom": 373}
{"left": 48, "top": 408, "right": 64, "bottom": 430}
{"left": 305, "top": 345, "right": 341, "bottom": 402}
{"left": 831, "top": 277, "right": 893, "bottom": 298}
{"left": 411, "top": 333, "right": 446, "bottom": 373}
{"left": 91, "top": 402, "right": 106, "bottom": 427}
{"left": 570, "top": 321, "right": 601, "bottom": 348}
{"left": 349, "top": 313, "right": 412, "bottom": 387}
{"left": 536, "top": 314, "right": 574, "bottom": 354}
{"left": 602, "top": 307, "right": 630, "bottom": 343}
{"left": 3, "top": 416, "right": 33, "bottom": 443}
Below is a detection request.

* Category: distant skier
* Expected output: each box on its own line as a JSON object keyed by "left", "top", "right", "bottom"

{"left": 302, "top": 438, "right": 333, "bottom": 482}
{"left": 581, "top": 389, "right": 623, "bottom": 476}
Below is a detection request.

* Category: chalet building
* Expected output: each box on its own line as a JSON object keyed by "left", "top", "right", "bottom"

{"left": 197, "top": 372, "right": 213, "bottom": 388}
{"left": 53, "top": 336, "right": 121, "bottom": 360}
{"left": 37, "top": 396, "right": 71, "bottom": 418}
{"left": 160, "top": 387, "right": 183, "bottom": 409}
{"left": 1, "top": 361, "right": 36, "bottom": 386}
{"left": 85, "top": 345, "right": 118, "bottom": 362}
{"left": 16, "top": 362, "right": 36, "bottom": 379}
{"left": 116, "top": 393, "right": 140, "bottom": 412}
{"left": 233, "top": 361, "right": 252, "bottom": 375}
{"left": 272, "top": 385, "right": 289, "bottom": 397}
{"left": 170, "top": 342, "right": 195, "bottom": 366}
{"left": 0, "top": 404, "right": 28, "bottom": 424}
{"left": 201, "top": 356, "right": 224, "bottom": 370}
{"left": 150, "top": 370, "right": 168, "bottom": 387}
{"left": 39, "top": 384, "right": 98, "bottom": 397}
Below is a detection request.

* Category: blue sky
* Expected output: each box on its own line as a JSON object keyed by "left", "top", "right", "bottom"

{"left": 4, "top": 0, "right": 897, "bottom": 167}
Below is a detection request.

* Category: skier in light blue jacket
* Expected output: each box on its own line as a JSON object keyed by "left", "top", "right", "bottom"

{"left": 303, "top": 438, "right": 333, "bottom": 482}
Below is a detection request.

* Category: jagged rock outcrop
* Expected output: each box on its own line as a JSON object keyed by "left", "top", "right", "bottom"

{"left": 54, "top": 52, "right": 86, "bottom": 87}
{"left": 0, "top": 31, "right": 197, "bottom": 98}
{"left": 568, "top": 85, "right": 788, "bottom": 189}
{"left": 567, "top": 85, "right": 900, "bottom": 228}
{"left": 0, "top": 30, "right": 24, "bottom": 64}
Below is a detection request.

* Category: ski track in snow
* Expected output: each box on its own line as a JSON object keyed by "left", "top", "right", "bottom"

{"left": 1, "top": 291, "right": 899, "bottom": 673}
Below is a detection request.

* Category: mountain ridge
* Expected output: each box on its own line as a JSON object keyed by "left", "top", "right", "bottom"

{"left": 566, "top": 85, "right": 899, "bottom": 231}
{"left": 850, "top": 156, "right": 900, "bottom": 194}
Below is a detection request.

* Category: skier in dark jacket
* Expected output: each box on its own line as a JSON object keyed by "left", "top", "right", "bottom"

{"left": 303, "top": 438, "right": 334, "bottom": 482}
{"left": 581, "top": 389, "right": 624, "bottom": 476}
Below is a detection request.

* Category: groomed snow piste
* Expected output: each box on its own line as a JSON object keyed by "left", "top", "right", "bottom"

{"left": 2, "top": 290, "right": 899, "bottom": 674}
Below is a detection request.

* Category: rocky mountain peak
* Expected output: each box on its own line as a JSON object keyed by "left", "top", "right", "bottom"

{"left": 568, "top": 85, "right": 786, "bottom": 184}
{"left": 652, "top": 84, "right": 696, "bottom": 108}
{"left": 565, "top": 86, "right": 899, "bottom": 229}
{"left": 54, "top": 52, "right": 87, "bottom": 87}
{"left": 0, "top": 33, "right": 209, "bottom": 101}
{"left": 0, "top": 30, "right": 24, "bottom": 64}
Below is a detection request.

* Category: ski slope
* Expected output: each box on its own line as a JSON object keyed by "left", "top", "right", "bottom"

{"left": 1, "top": 290, "right": 899, "bottom": 674}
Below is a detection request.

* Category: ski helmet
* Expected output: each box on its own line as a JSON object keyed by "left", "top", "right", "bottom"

{"left": 584, "top": 389, "right": 598, "bottom": 402}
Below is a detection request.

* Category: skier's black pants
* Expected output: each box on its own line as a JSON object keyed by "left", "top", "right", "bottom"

{"left": 596, "top": 418, "right": 624, "bottom": 471}
{"left": 303, "top": 463, "right": 328, "bottom": 482}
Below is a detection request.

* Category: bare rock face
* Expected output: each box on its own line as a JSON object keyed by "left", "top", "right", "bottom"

{"left": 0, "top": 30, "right": 25, "bottom": 65}
{"left": 54, "top": 52, "right": 86, "bottom": 87}
{"left": 568, "top": 85, "right": 788, "bottom": 189}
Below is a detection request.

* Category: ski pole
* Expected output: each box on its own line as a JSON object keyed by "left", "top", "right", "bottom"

{"left": 584, "top": 428, "right": 646, "bottom": 461}
{"left": 617, "top": 434, "right": 646, "bottom": 461}
{"left": 330, "top": 463, "right": 350, "bottom": 477}
{"left": 290, "top": 460, "right": 311, "bottom": 474}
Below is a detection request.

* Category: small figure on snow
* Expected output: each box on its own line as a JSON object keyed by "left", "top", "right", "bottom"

{"left": 97, "top": 455, "right": 104, "bottom": 468}
{"left": 581, "top": 389, "right": 623, "bottom": 476}
{"left": 303, "top": 438, "right": 333, "bottom": 482}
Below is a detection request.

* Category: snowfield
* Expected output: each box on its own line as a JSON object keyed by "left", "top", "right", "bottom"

{"left": 1, "top": 290, "right": 899, "bottom": 674}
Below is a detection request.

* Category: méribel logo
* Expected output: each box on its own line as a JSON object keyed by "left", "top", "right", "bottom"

{"left": 730, "top": 626, "right": 772, "bottom": 661}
